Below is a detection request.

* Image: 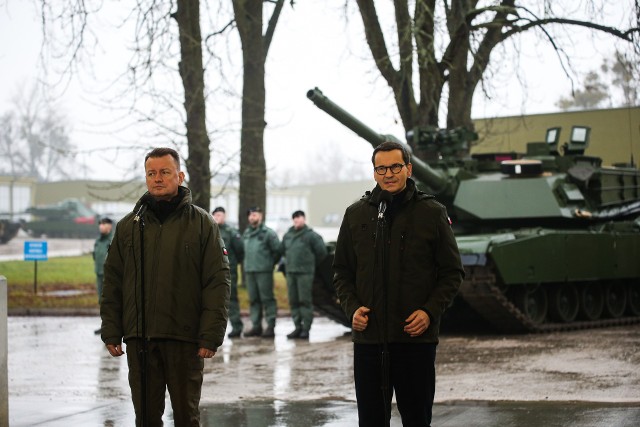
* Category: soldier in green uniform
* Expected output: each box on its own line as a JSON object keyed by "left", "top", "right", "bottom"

{"left": 212, "top": 206, "right": 245, "bottom": 338}
{"left": 93, "top": 216, "right": 113, "bottom": 334}
{"left": 281, "top": 210, "right": 327, "bottom": 339}
{"left": 242, "top": 206, "right": 282, "bottom": 338}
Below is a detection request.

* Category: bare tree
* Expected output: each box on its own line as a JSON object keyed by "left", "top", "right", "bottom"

{"left": 0, "top": 85, "right": 75, "bottom": 181}
{"left": 353, "top": 1, "right": 640, "bottom": 155}
{"left": 35, "top": 0, "right": 234, "bottom": 210}
{"left": 556, "top": 71, "right": 609, "bottom": 110}
{"left": 232, "top": 0, "right": 288, "bottom": 230}
{"left": 606, "top": 50, "right": 640, "bottom": 107}
{"left": 556, "top": 48, "right": 640, "bottom": 110}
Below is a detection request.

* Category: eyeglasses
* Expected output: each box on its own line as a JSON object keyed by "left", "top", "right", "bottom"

{"left": 374, "top": 163, "right": 405, "bottom": 175}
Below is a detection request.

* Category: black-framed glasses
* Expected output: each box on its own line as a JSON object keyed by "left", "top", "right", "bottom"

{"left": 374, "top": 163, "right": 405, "bottom": 175}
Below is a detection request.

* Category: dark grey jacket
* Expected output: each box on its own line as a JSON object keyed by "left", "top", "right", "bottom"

{"left": 100, "top": 187, "right": 230, "bottom": 351}
{"left": 333, "top": 178, "right": 464, "bottom": 344}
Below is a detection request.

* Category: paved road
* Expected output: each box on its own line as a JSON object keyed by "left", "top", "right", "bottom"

{"left": 6, "top": 316, "right": 640, "bottom": 426}
{"left": 0, "top": 234, "right": 94, "bottom": 262}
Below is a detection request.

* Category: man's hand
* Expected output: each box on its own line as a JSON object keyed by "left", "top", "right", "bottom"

{"left": 352, "top": 306, "right": 371, "bottom": 332}
{"left": 198, "top": 348, "right": 216, "bottom": 359}
{"left": 106, "top": 344, "right": 124, "bottom": 357}
{"left": 404, "top": 309, "right": 430, "bottom": 337}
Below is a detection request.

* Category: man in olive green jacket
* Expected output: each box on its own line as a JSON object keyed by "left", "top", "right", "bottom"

{"left": 242, "top": 206, "right": 282, "bottom": 338}
{"left": 212, "top": 206, "right": 245, "bottom": 338}
{"left": 93, "top": 216, "right": 113, "bottom": 334}
{"left": 333, "top": 141, "right": 464, "bottom": 426}
{"left": 281, "top": 210, "right": 327, "bottom": 339}
{"left": 101, "top": 148, "right": 230, "bottom": 427}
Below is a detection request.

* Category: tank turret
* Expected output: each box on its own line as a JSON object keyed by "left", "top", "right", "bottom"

{"left": 307, "top": 87, "right": 640, "bottom": 333}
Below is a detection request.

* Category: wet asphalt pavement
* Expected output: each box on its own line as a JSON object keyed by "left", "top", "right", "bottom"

{"left": 6, "top": 316, "right": 640, "bottom": 426}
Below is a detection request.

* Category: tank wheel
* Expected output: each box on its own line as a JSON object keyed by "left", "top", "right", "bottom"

{"left": 548, "top": 283, "right": 579, "bottom": 323}
{"left": 577, "top": 283, "right": 604, "bottom": 321}
{"left": 514, "top": 286, "right": 547, "bottom": 325}
{"left": 603, "top": 282, "right": 627, "bottom": 318}
{"left": 627, "top": 282, "right": 640, "bottom": 316}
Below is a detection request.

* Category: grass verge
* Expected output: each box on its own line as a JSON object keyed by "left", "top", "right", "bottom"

{"left": 0, "top": 255, "right": 289, "bottom": 311}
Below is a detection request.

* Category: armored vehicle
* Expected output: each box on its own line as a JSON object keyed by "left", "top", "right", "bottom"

{"left": 22, "top": 198, "right": 99, "bottom": 239}
{"left": 0, "top": 218, "right": 21, "bottom": 244}
{"left": 307, "top": 87, "right": 640, "bottom": 332}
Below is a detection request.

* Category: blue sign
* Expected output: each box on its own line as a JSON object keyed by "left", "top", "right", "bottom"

{"left": 24, "top": 241, "right": 48, "bottom": 261}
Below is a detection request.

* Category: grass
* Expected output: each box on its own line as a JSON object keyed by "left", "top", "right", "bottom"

{"left": 0, "top": 255, "right": 289, "bottom": 311}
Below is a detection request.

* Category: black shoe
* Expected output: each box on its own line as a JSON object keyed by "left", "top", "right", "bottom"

{"left": 228, "top": 329, "right": 242, "bottom": 338}
{"left": 286, "top": 328, "right": 302, "bottom": 339}
{"left": 298, "top": 330, "right": 309, "bottom": 339}
{"left": 244, "top": 327, "right": 263, "bottom": 337}
{"left": 261, "top": 326, "right": 275, "bottom": 338}
{"left": 94, "top": 328, "right": 101, "bottom": 335}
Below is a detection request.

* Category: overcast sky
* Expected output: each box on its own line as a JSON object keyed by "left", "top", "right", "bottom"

{"left": 0, "top": 1, "right": 635, "bottom": 183}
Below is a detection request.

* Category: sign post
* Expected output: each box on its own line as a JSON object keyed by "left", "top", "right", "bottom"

{"left": 24, "top": 241, "right": 48, "bottom": 294}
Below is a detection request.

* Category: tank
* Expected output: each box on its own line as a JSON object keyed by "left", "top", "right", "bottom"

{"left": 22, "top": 198, "right": 100, "bottom": 239}
{"left": 0, "top": 218, "right": 21, "bottom": 244}
{"left": 307, "top": 87, "right": 640, "bottom": 332}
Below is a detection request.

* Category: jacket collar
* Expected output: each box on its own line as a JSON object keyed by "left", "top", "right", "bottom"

{"left": 367, "top": 178, "right": 418, "bottom": 206}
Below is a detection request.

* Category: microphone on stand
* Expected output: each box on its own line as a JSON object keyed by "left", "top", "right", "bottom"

{"left": 377, "top": 190, "right": 393, "bottom": 220}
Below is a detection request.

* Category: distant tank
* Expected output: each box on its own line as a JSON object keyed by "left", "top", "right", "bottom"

{"left": 22, "top": 198, "right": 99, "bottom": 239}
{"left": 0, "top": 219, "right": 21, "bottom": 244}
{"left": 307, "top": 87, "right": 640, "bottom": 332}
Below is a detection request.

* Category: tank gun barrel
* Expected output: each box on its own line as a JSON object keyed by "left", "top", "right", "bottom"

{"left": 306, "top": 87, "right": 449, "bottom": 194}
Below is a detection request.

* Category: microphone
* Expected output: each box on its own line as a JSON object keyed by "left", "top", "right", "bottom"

{"left": 134, "top": 194, "right": 154, "bottom": 223}
{"left": 377, "top": 190, "right": 393, "bottom": 220}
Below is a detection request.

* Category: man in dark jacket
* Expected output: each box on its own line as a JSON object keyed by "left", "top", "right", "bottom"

{"left": 333, "top": 141, "right": 464, "bottom": 426}
{"left": 242, "top": 206, "right": 282, "bottom": 338}
{"left": 100, "top": 147, "right": 230, "bottom": 427}
{"left": 212, "top": 206, "right": 245, "bottom": 338}
{"left": 281, "top": 210, "right": 327, "bottom": 339}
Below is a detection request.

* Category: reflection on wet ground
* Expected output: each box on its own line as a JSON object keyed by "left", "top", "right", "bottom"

{"left": 7, "top": 316, "right": 640, "bottom": 426}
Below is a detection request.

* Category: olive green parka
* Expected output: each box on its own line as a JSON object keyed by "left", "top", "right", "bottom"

{"left": 281, "top": 224, "right": 327, "bottom": 274}
{"left": 100, "top": 187, "right": 230, "bottom": 351}
{"left": 333, "top": 179, "right": 464, "bottom": 344}
{"left": 242, "top": 223, "right": 281, "bottom": 272}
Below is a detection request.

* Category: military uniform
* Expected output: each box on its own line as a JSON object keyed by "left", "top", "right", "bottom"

{"left": 93, "top": 230, "right": 113, "bottom": 304}
{"left": 281, "top": 224, "right": 327, "bottom": 335}
{"left": 218, "top": 222, "right": 245, "bottom": 336}
{"left": 242, "top": 223, "right": 282, "bottom": 336}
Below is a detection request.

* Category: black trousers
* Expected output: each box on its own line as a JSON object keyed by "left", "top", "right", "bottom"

{"left": 354, "top": 342, "right": 437, "bottom": 427}
{"left": 126, "top": 339, "right": 204, "bottom": 427}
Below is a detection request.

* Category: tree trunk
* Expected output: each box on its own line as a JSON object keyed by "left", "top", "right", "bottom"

{"left": 174, "top": 0, "right": 211, "bottom": 211}
{"left": 233, "top": 0, "right": 267, "bottom": 231}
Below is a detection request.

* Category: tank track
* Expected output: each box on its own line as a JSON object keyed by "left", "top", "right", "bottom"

{"left": 460, "top": 265, "right": 640, "bottom": 333}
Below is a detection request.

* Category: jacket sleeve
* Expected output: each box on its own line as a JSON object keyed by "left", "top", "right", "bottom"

{"left": 232, "top": 229, "right": 245, "bottom": 264}
{"left": 312, "top": 232, "right": 328, "bottom": 265}
{"left": 100, "top": 223, "right": 125, "bottom": 345}
{"left": 422, "top": 205, "right": 465, "bottom": 320}
{"left": 268, "top": 229, "right": 283, "bottom": 265}
{"left": 198, "top": 221, "right": 231, "bottom": 350}
{"left": 332, "top": 208, "right": 361, "bottom": 322}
